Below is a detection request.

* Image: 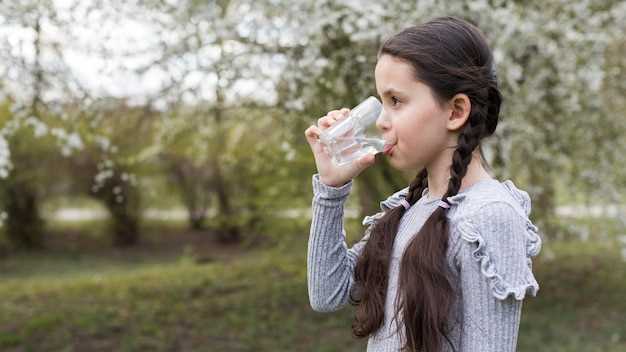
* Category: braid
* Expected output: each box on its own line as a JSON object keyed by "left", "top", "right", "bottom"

{"left": 443, "top": 108, "right": 488, "bottom": 201}
{"left": 485, "top": 85, "right": 501, "bottom": 135}
{"left": 405, "top": 168, "right": 429, "bottom": 207}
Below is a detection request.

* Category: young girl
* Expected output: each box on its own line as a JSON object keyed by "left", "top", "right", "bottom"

{"left": 304, "top": 17, "right": 542, "bottom": 352}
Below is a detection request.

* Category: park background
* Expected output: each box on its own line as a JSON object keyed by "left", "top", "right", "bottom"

{"left": 0, "top": 0, "right": 624, "bottom": 351}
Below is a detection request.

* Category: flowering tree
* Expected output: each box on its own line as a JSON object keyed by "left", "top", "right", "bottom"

{"left": 270, "top": 0, "right": 626, "bottom": 237}
{"left": 0, "top": 0, "right": 623, "bottom": 249}
{"left": 0, "top": 1, "right": 87, "bottom": 247}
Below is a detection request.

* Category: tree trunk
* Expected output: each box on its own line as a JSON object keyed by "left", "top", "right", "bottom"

{"left": 189, "top": 210, "right": 207, "bottom": 231}
{"left": 162, "top": 154, "right": 211, "bottom": 231}
{"left": 91, "top": 172, "right": 141, "bottom": 247}
{"left": 210, "top": 158, "right": 240, "bottom": 243}
{"left": 107, "top": 196, "right": 140, "bottom": 247}
{"left": 4, "top": 180, "right": 45, "bottom": 249}
{"left": 209, "top": 72, "right": 240, "bottom": 244}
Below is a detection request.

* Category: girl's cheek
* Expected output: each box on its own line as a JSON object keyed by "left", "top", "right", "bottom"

{"left": 419, "top": 104, "right": 441, "bottom": 123}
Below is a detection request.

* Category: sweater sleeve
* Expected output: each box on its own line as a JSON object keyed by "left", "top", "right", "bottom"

{"left": 307, "top": 173, "right": 373, "bottom": 312}
{"left": 454, "top": 201, "right": 540, "bottom": 352}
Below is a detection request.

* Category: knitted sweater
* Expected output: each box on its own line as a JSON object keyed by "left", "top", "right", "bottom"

{"left": 307, "top": 173, "right": 542, "bottom": 351}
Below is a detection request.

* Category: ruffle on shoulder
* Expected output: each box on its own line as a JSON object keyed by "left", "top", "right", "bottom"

{"left": 361, "top": 186, "right": 410, "bottom": 227}
{"left": 362, "top": 211, "right": 385, "bottom": 227}
{"left": 502, "top": 180, "right": 531, "bottom": 216}
{"left": 501, "top": 179, "right": 542, "bottom": 256}
{"left": 456, "top": 213, "right": 541, "bottom": 301}
{"left": 380, "top": 186, "right": 410, "bottom": 211}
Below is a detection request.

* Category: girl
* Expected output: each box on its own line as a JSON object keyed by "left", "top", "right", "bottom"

{"left": 304, "top": 17, "right": 542, "bottom": 352}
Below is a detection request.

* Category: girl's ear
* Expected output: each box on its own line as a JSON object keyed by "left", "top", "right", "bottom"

{"left": 446, "top": 93, "right": 471, "bottom": 131}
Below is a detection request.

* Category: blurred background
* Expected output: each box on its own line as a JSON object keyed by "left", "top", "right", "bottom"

{"left": 0, "top": 0, "right": 624, "bottom": 351}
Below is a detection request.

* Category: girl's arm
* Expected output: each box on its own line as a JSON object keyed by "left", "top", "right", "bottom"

{"left": 307, "top": 173, "right": 373, "bottom": 312}
{"left": 454, "top": 201, "right": 540, "bottom": 352}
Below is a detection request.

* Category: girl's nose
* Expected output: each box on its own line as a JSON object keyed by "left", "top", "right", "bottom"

{"left": 376, "top": 108, "right": 391, "bottom": 133}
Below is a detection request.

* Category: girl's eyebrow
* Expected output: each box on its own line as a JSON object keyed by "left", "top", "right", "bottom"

{"left": 378, "top": 88, "right": 403, "bottom": 97}
{"left": 379, "top": 88, "right": 404, "bottom": 99}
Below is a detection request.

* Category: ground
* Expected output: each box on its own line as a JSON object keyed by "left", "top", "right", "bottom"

{"left": 0, "top": 216, "right": 624, "bottom": 351}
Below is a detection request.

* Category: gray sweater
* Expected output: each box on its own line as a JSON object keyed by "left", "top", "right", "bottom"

{"left": 307, "top": 173, "right": 542, "bottom": 352}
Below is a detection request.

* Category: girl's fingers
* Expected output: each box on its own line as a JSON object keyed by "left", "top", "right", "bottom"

{"left": 316, "top": 108, "right": 351, "bottom": 130}
{"left": 319, "top": 112, "right": 340, "bottom": 128}
{"left": 328, "top": 110, "right": 342, "bottom": 119}
{"left": 317, "top": 116, "right": 333, "bottom": 129}
{"left": 304, "top": 125, "right": 322, "bottom": 145}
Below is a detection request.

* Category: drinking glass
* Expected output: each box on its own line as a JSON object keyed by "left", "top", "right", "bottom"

{"left": 318, "top": 96, "right": 387, "bottom": 167}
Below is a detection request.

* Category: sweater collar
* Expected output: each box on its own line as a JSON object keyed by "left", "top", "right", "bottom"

{"left": 379, "top": 183, "right": 475, "bottom": 211}
{"left": 379, "top": 178, "right": 531, "bottom": 213}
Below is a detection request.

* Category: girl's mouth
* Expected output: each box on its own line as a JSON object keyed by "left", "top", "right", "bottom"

{"left": 383, "top": 144, "right": 394, "bottom": 156}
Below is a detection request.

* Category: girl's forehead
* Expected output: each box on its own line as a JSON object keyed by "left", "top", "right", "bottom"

{"left": 375, "top": 55, "right": 414, "bottom": 76}
{"left": 375, "top": 55, "right": 420, "bottom": 95}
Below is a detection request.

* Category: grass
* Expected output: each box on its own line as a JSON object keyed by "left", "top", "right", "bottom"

{"left": 0, "top": 246, "right": 365, "bottom": 351}
{"left": 519, "top": 242, "right": 626, "bottom": 351}
{"left": 0, "top": 216, "right": 624, "bottom": 351}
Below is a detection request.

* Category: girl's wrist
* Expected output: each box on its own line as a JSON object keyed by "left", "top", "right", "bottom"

{"left": 320, "top": 177, "right": 349, "bottom": 188}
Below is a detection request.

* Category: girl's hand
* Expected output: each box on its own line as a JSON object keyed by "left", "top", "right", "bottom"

{"left": 304, "top": 108, "right": 377, "bottom": 187}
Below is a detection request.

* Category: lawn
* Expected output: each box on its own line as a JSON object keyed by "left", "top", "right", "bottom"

{"left": 0, "top": 216, "right": 624, "bottom": 351}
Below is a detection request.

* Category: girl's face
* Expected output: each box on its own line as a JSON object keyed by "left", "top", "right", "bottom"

{"left": 375, "top": 54, "right": 453, "bottom": 172}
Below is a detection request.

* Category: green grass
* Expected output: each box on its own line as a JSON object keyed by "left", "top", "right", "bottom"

{"left": 0, "top": 246, "right": 365, "bottom": 352}
{"left": 0, "top": 216, "right": 625, "bottom": 351}
{"left": 519, "top": 242, "right": 626, "bottom": 352}
{"left": 0, "top": 218, "right": 194, "bottom": 281}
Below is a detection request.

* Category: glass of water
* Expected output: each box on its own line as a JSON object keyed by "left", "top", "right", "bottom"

{"left": 318, "top": 96, "right": 388, "bottom": 167}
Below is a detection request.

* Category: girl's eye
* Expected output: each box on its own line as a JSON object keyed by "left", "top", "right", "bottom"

{"left": 390, "top": 96, "right": 400, "bottom": 106}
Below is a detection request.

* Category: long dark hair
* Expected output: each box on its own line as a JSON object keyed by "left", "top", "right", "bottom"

{"left": 349, "top": 17, "right": 502, "bottom": 352}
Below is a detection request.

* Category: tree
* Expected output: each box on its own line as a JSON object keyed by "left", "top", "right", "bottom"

{"left": 271, "top": 0, "right": 626, "bottom": 237}
{"left": 0, "top": 1, "right": 87, "bottom": 248}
